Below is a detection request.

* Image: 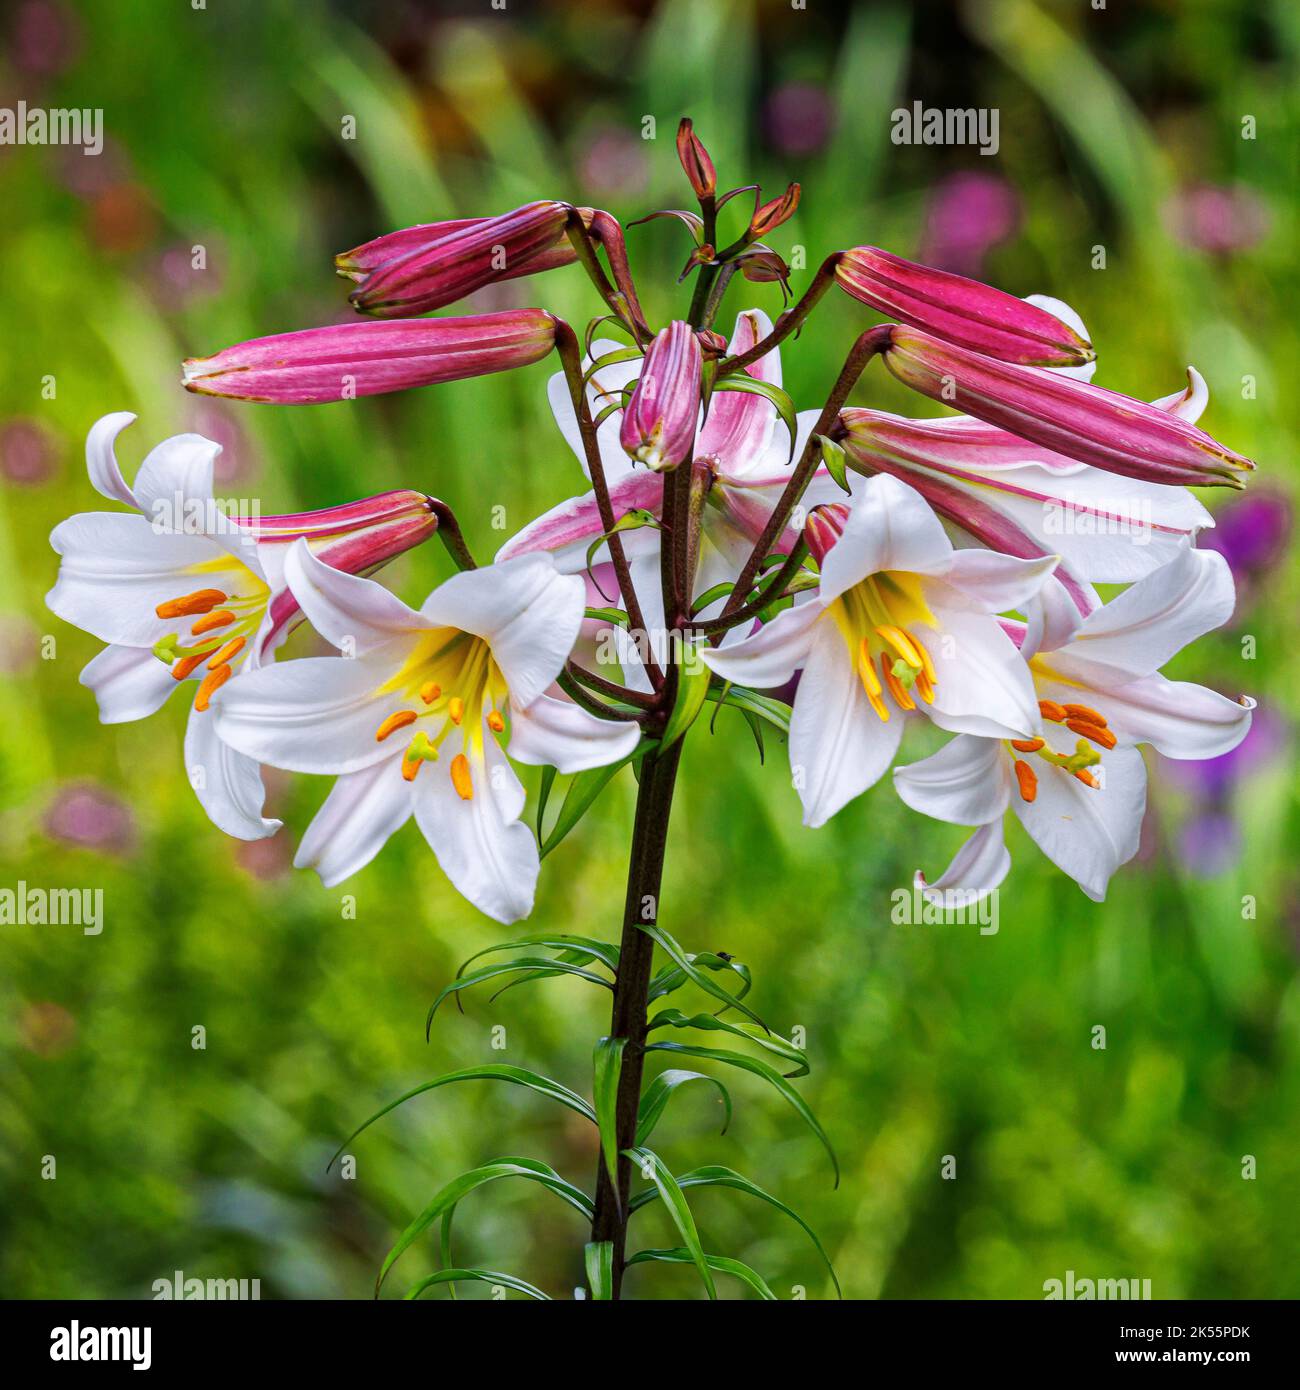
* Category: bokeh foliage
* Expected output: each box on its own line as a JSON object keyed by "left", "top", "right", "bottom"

{"left": 1, "top": 0, "right": 1297, "bottom": 1299}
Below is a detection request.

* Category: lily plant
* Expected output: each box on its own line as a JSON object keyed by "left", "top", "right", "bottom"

{"left": 48, "top": 118, "right": 1255, "bottom": 1301}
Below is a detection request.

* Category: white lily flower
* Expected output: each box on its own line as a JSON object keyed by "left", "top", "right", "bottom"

{"left": 894, "top": 544, "right": 1255, "bottom": 901}
{"left": 701, "top": 473, "right": 1059, "bottom": 827}
{"left": 210, "top": 543, "right": 640, "bottom": 923}
{"left": 45, "top": 413, "right": 439, "bottom": 843}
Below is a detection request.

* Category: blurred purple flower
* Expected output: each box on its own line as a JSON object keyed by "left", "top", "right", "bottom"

{"left": 1164, "top": 183, "right": 1271, "bottom": 257}
{"left": 186, "top": 402, "right": 258, "bottom": 487}
{"left": 1163, "top": 706, "right": 1288, "bottom": 802}
{"left": 0, "top": 613, "right": 41, "bottom": 675}
{"left": 235, "top": 832, "right": 293, "bottom": 881}
{"left": 764, "top": 82, "right": 834, "bottom": 158}
{"left": 917, "top": 172, "right": 1020, "bottom": 278}
{"left": 45, "top": 781, "right": 137, "bottom": 855}
{"left": 1201, "top": 489, "right": 1291, "bottom": 590}
{"left": 11, "top": 0, "right": 80, "bottom": 78}
{"left": 576, "top": 126, "right": 649, "bottom": 199}
{"left": 152, "top": 242, "right": 225, "bottom": 312}
{"left": 0, "top": 418, "right": 59, "bottom": 487}
{"left": 1176, "top": 810, "right": 1241, "bottom": 878}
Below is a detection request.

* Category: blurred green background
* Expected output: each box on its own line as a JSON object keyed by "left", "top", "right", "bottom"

{"left": 2, "top": 0, "right": 1298, "bottom": 1300}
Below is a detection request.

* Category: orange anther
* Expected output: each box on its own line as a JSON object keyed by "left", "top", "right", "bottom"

{"left": 419, "top": 681, "right": 441, "bottom": 705}
{"left": 1014, "top": 759, "right": 1038, "bottom": 803}
{"left": 171, "top": 652, "right": 207, "bottom": 681}
{"left": 156, "top": 588, "right": 226, "bottom": 619}
{"left": 206, "top": 636, "right": 245, "bottom": 669}
{"left": 879, "top": 654, "right": 915, "bottom": 712}
{"left": 1037, "top": 699, "right": 1067, "bottom": 723}
{"left": 1011, "top": 737, "right": 1045, "bottom": 753}
{"left": 448, "top": 696, "right": 464, "bottom": 726}
{"left": 487, "top": 710, "right": 505, "bottom": 733}
{"left": 450, "top": 752, "right": 473, "bottom": 800}
{"left": 1063, "top": 703, "right": 1107, "bottom": 726}
{"left": 1065, "top": 718, "right": 1116, "bottom": 749}
{"left": 401, "top": 753, "right": 423, "bottom": 783}
{"left": 375, "top": 709, "right": 417, "bottom": 742}
{"left": 914, "top": 669, "right": 935, "bottom": 705}
{"left": 193, "top": 663, "right": 231, "bottom": 712}
{"left": 1074, "top": 769, "right": 1100, "bottom": 789}
{"left": 191, "top": 609, "right": 236, "bottom": 635}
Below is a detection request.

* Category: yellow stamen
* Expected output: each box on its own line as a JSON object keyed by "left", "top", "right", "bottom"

{"left": 874, "top": 624, "right": 923, "bottom": 670}
{"left": 401, "top": 752, "right": 423, "bottom": 782}
{"left": 193, "top": 664, "right": 231, "bottom": 712}
{"left": 1063, "top": 703, "right": 1107, "bottom": 727}
{"left": 1011, "top": 737, "right": 1045, "bottom": 753}
{"left": 912, "top": 635, "right": 937, "bottom": 685}
{"left": 375, "top": 709, "right": 417, "bottom": 742}
{"left": 191, "top": 609, "right": 236, "bottom": 636}
{"left": 1065, "top": 717, "right": 1116, "bottom": 750}
{"left": 857, "top": 638, "right": 882, "bottom": 697}
{"left": 914, "top": 669, "right": 935, "bottom": 705}
{"left": 420, "top": 680, "right": 441, "bottom": 705}
{"left": 487, "top": 709, "right": 505, "bottom": 733}
{"left": 171, "top": 652, "right": 207, "bottom": 682}
{"left": 1038, "top": 699, "right": 1067, "bottom": 723}
{"left": 156, "top": 588, "right": 227, "bottom": 619}
{"left": 448, "top": 696, "right": 464, "bottom": 725}
{"left": 450, "top": 752, "right": 473, "bottom": 800}
{"left": 1014, "top": 759, "right": 1038, "bottom": 803}
{"left": 880, "top": 654, "right": 915, "bottom": 711}
{"left": 206, "top": 636, "right": 245, "bottom": 669}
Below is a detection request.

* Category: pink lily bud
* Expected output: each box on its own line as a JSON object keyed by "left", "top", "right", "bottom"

{"left": 182, "top": 311, "right": 558, "bottom": 404}
{"left": 882, "top": 328, "right": 1255, "bottom": 488}
{"left": 676, "top": 118, "right": 717, "bottom": 198}
{"left": 836, "top": 247, "right": 1095, "bottom": 367}
{"left": 749, "top": 183, "right": 800, "bottom": 238}
{"left": 620, "top": 321, "right": 702, "bottom": 472}
{"left": 805, "top": 503, "right": 849, "bottom": 564}
{"left": 252, "top": 490, "right": 438, "bottom": 571}
{"left": 341, "top": 201, "right": 577, "bottom": 317}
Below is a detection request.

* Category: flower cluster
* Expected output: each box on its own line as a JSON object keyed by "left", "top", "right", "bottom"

{"left": 49, "top": 120, "right": 1255, "bottom": 920}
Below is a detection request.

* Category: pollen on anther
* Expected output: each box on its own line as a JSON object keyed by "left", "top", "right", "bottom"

{"left": 156, "top": 588, "right": 227, "bottom": 620}
{"left": 1063, "top": 703, "right": 1107, "bottom": 727}
{"left": 193, "top": 664, "right": 232, "bottom": 712}
{"left": 450, "top": 752, "right": 473, "bottom": 800}
{"left": 1011, "top": 737, "right": 1045, "bottom": 753}
{"left": 171, "top": 652, "right": 207, "bottom": 682}
{"left": 879, "top": 654, "right": 915, "bottom": 712}
{"left": 375, "top": 709, "right": 417, "bottom": 742}
{"left": 487, "top": 710, "right": 505, "bottom": 733}
{"left": 1013, "top": 759, "right": 1038, "bottom": 803}
{"left": 1065, "top": 717, "right": 1116, "bottom": 750}
{"left": 448, "top": 696, "right": 465, "bottom": 726}
{"left": 1038, "top": 699, "right": 1067, "bottom": 723}
{"left": 207, "top": 636, "right": 245, "bottom": 669}
{"left": 1074, "top": 769, "right": 1100, "bottom": 789}
{"left": 420, "top": 681, "right": 441, "bottom": 705}
{"left": 191, "top": 609, "right": 236, "bottom": 636}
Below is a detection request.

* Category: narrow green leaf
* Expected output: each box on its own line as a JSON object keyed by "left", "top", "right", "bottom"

{"left": 540, "top": 756, "right": 634, "bottom": 859}
{"left": 647, "top": 1007, "right": 809, "bottom": 1076}
{"left": 636, "top": 1068, "right": 732, "bottom": 1145}
{"left": 659, "top": 642, "right": 711, "bottom": 751}
{"left": 593, "top": 1037, "right": 627, "bottom": 1197}
{"left": 648, "top": 950, "right": 754, "bottom": 1008}
{"left": 426, "top": 958, "right": 612, "bottom": 1035}
{"left": 631, "top": 1164, "right": 841, "bottom": 1297}
{"left": 626, "top": 1247, "right": 777, "bottom": 1300}
{"left": 405, "top": 1267, "right": 550, "bottom": 1301}
{"left": 329, "top": 1066, "right": 595, "bottom": 1170}
{"left": 624, "top": 1147, "right": 715, "bottom": 1300}
{"left": 639, "top": 925, "right": 767, "bottom": 1030}
{"left": 689, "top": 581, "right": 735, "bottom": 617}
{"left": 643, "top": 1042, "right": 838, "bottom": 1185}
{"left": 583, "top": 605, "right": 631, "bottom": 628}
{"left": 377, "top": 1158, "right": 592, "bottom": 1296}
{"left": 816, "top": 433, "right": 852, "bottom": 493}
{"left": 583, "top": 345, "right": 645, "bottom": 383}
{"left": 584, "top": 1242, "right": 615, "bottom": 1301}
{"left": 458, "top": 933, "right": 620, "bottom": 977}
{"left": 711, "top": 376, "right": 799, "bottom": 460}
{"left": 703, "top": 682, "right": 792, "bottom": 736}
{"left": 583, "top": 508, "right": 661, "bottom": 592}
{"left": 534, "top": 765, "right": 557, "bottom": 845}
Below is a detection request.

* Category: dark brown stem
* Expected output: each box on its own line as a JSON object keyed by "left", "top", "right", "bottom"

{"left": 587, "top": 740, "right": 682, "bottom": 1297}
{"left": 699, "top": 537, "right": 808, "bottom": 640}
{"left": 566, "top": 660, "right": 656, "bottom": 710}
{"left": 716, "top": 252, "right": 841, "bottom": 378}
{"left": 428, "top": 499, "right": 477, "bottom": 571}
{"left": 712, "top": 325, "right": 892, "bottom": 627}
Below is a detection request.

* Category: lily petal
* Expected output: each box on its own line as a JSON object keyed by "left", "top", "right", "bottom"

{"left": 699, "top": 598, "right": 823, "bottom": 690}
{"left": 86, "top": 411, "right": 142, "bottom": 508}
{"left": 295, "top": 762, "right": 414, "bottom": 886}
{"left": 184, "top": 703, "right": 281, "bottom": 840}
{"left": 507, "top": 693, "right": 641, "bottom": 773}
{"left": 820, "top": 475, "right": 953, "bottom": 604}
{"left": 914, "top": 821, "right": 1011, "bottom": 902}
{"left": 922, "top": 606, "right": 1040, "bottom": 739}
{"left": 284, "top": 538, "right": 424, "bottom": 653}
{"left": 894, "top": 732, "right": 1012, "bottom": 825}
{"left": 80, "top": 643, "right": 179, "bottom": 724}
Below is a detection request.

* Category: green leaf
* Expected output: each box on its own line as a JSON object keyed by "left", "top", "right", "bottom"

{"left": 458, "top": 933, "right": 620, "bottom": 977}
{"left": 689, "top": 581, "right": 735, "bottom": 617}
{"left": 644, "top": 1042, "right": 839, "bottom": 1185}
{"left": 584, "top": 1242, "right": 615, "bottom": 1301}
{"left": 583, "top": 605, "right": 631, "bottom": 629}
{"left": 534, "top": 765, "right": 557, "bottom": 845}
{"left": 640, "top": 925, "right": 766, "bottom": 1029}
{"left": 703, "top": 682, "right": 792, "bottom": 737}
{"left": 816, "top": 433, "right": 852, "bottom": 493}
{"left": 659, "top": 642, "right": 711, "bottom": 752}
{"left": 584, "top": 508, "right": 661, "bottom": 593}
{"left": 630, "top": 1165, "right": 840, "bottom": 1297}
{"left": 426, "top": 957, "right": 612, "bottom": 1035}
{"left": 540, "top": 755, "right": 636, "bottom": 859}
{"left": 624, "top": 1147, "right": 715, "bottom": 1300}
{"left": 377, "top": 1157, "right": 593, "bottom": 1296}
{"left": 405, "top": 1267, "right": 551, "bottom": 1301}
{"left": 583, "top": 345, "right": 645, "bottom": 384}
{"left": 648, "top": 950, "right": 754, "bottom": 1009}
{"left": 712, "top": 376, "right": 799, "bottom": 461}
{"left": 328, "top": 1066, "right": 595, "bottom": 1170}
{"left": 647, "top": 1007, "right": 809, "bottom": 1077}
{"left": 593, "top": 1037, "right": 627, "bottom": 1197}
{"left": 636, "top": 1068, "right": 732, "bottom": 1145}
{"left": 626, "top": 1247, "right": 777, "bottom": 1300}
